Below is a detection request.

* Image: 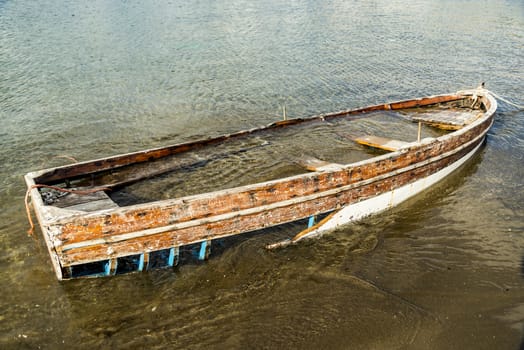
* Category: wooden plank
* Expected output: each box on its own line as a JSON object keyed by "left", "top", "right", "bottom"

{"left": 52, "top": 190, "right": 118, "bottom": 212}
{"left": 52, "top": 120, "right": 493, "bottom": 249}
{"left": 65, "top": 199, "right": 118, "bottom": 212}
{"left": 353, "top": 135, "right": 410, "bottom": 152}
{"left": 296, "top": 156, "right": 343, "bottom": 172}
{"left": 52, "top": 191, "right": 110, "bottom": 207}
{"left": 57, "top": 139, "right": 484, "bottom": 267}
{"left": 411, "top": 110, "right": 482, "bottom": 130}
{"left": 387, "top": 95, "right": 463, "bottom": 110}
{"left": 24, "top": 92, "right": 497, "bottom": 279}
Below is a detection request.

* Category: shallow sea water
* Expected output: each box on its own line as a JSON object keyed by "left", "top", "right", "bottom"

{"left": 1, "top": 0, "right": 523, "bottom": 349}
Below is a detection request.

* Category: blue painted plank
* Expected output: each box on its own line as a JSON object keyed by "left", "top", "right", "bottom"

{"left": 168, "top": 248, "right": 175, "bottom": 266}
{"left": 198, "top": 241, "right": 207, "bottom": 260}
{"left": 168, "top": 247, "right": 179, "bottom": 267}
{"left": 308, "top": 215, "right": 316, "bottom": 228}
{"left": 138, "top": 254, "right": 145, "bottom": 271}
{"left": 198, "top": 241, "right": 211, "bottom": 260}
{"left": 105, "top": 259, "right": 117, "bottom": 276}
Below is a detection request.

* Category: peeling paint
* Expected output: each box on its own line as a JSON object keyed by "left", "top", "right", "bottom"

{"left": 25, "top": 91, "right": 497, "bottom": 279}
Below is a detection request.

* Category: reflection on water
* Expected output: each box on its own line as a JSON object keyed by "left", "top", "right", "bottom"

{"left": 1, "top": 0, "right": 523, "bottom": 348}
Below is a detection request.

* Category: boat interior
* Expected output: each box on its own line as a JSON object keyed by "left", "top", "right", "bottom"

{"left": 25, "top": 94, "right": 491, "bottom": 279}
{"left": 37, "top": 98, "right": 483, "bottom": 211}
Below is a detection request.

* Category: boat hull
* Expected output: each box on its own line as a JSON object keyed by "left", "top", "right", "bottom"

{"left": 296, "top": 135, "right": 486, "bottom": 241}
{"left": 24, "top": 89, "right": 497, "bottom": 280}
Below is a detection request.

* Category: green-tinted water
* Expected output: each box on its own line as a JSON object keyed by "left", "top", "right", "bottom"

{"left": 1, "top": 0, "right": 523, "bottom": 348}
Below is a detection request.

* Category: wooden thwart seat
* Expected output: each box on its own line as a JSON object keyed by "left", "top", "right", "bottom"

{"left": 296, "top": 156, "right": 343, "bottom": 172}
{"left": 353, "top": 135, "right": 410, "bottom": 152}
{"left": 411, "top": 110, "right": 483, "bottom": 130}
{"left": 51, "top": 190, "right": 119, "bottom": 212}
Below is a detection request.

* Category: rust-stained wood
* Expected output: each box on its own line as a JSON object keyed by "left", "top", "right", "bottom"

{"left": 57, "top": 137, "right": 482, "bottom": 267}
{"left": 386, "top": 95, "right": 464, "bottom": 110}
{"left": 24, "top": 90, "right": 496, "bottom": 279}
{"left": 58, "top": 130, "right": 485, "bottom": 258}
{"left": 53, "top": 119, "right": 493, "bottom": 248}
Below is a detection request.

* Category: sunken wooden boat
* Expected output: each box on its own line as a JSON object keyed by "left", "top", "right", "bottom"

{"left": 25, "top": 87, "right": 497, "bottom": 280}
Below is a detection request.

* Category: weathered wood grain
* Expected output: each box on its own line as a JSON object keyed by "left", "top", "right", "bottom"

{"left": 24, "top": 91, "right": 496, "bottom": 279}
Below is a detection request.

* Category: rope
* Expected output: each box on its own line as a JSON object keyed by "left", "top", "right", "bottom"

{"left": 488, "top": 90, "right": 524, "bottom": 110}
{"left": 25, "top": 184, "right": 111, "bottom": 236}
{"left": 457, "top": 86, "right": 523, "bottom": 110}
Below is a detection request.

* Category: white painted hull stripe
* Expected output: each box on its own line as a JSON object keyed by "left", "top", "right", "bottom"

{"left": 298, "top": 137, "right": 485, "bottom": 240}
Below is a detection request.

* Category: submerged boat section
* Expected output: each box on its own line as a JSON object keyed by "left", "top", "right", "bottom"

{"left": 25, "top": 88, "right": 497, "bottom": 280}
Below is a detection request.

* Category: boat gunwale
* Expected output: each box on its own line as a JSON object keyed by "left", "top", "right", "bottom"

{"left": 29, "top": 90, "right": 495, "bottom": 226}
{"left": 58, "top": 121, "right": 493, "bottom": 254}
{"left": 25, "top": 89, "right": 497, "bottom": 278}
{"left": 57, "top": 132, "right": 491, "bottom": 267}
{"left": 28, "top": 93, "right": 465, "bottom": 185}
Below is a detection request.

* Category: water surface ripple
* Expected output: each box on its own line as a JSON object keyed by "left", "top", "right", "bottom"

{"left": 1, "top": 0, "right": 523, "bottom": 349}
